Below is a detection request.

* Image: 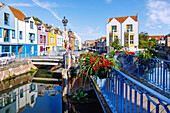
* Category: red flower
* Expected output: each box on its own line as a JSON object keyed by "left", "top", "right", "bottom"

{"left": 100, "top": 64, "right": 103, "bottom": 66}
{"left": 107, "top": 65, "right": 111, "bottom": 68}
{"left": 84, "top": 72, "right": 87, "bottom": 75}
{"left": 116, "top": 51, "right": 118, "bottom": 54}
{"left": 110, "top": 62, "right": 113, "bottom": 65}
{"left": 100, "top": 58, "right": 103, "bottom": 61}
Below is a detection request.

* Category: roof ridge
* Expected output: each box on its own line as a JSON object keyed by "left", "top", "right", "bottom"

{"left": 108, "top": 15, "right": 138, "bottom": 23}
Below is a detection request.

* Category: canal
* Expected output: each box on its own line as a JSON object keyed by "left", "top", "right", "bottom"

{"left": 0, "top": 66, "right": 103, "bottom": 113}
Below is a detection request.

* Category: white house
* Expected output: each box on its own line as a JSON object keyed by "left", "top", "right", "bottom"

{"left": 106, "top": 15, "right": 139, "bottom": 51}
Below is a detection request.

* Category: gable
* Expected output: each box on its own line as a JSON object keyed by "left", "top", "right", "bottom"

{"left": 108, "top": 15, "right": 138, "bottom": 24}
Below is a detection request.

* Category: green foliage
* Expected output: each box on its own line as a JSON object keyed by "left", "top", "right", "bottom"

{"left": 109, "top": 50, "right": 115, "bottom": 58}
{"left": 139, "top": 32, "right": 149, "bottom": 49}
{"left": 30, "top": 67, "right": 36, "bottom": 76}
{"left": 147, "top": 37, "right": 158, "bottom": 49}
{"left": 72, "top": 88, "right": 88, "bottom": 101}
{"left": 33, "top": 16, "right": 42, "bottom": 23}
{"left": 12, "top": 73, "right": 16, "bottom": 76}
{"left": 110, "top": 38, "right": 123, "bottom": 51}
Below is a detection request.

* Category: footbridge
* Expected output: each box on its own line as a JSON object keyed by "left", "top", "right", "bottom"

{"left": 31, "top": 55, "right": 63, "bottom": 66}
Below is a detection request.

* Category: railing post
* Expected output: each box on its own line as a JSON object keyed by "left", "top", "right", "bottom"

{"left": 138, "top": 59, "right": 140, "bottom": 79}
{"left": 163, "top": 61, "right": 165, "bottom": 92}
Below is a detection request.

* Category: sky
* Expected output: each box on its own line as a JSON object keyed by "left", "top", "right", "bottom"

{"left": 1, "top": 0, "right": 170, "bottom": 43}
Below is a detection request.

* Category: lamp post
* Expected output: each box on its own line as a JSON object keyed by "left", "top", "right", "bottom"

{"left": 43, "top": 37, "right": 46, "bottom": 56}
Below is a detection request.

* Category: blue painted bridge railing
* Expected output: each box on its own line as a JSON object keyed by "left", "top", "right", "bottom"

{"left": 116, "top": 55, "right": 170, "bottom": 93}
{"left": 95, "top": 67, "right": 170, "bottom": 113}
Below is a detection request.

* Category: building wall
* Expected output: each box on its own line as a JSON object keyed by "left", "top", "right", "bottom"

{"left": 56, "top": 33, "right": 62, "bottom": 52}
{"left": 122, "top": 17, "right": 138, "bottom": 48}
{"left": 48, "top": 27, "right": 56, "bottom": 51}
{"left": 106, "top": 18, "right": 121, "bottom": 47}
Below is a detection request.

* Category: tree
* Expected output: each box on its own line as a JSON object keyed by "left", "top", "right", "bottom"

{"left": 33, "top": 16, "right": 42, "bottom": 23}
{"left": 139, "top": 32, "right": 149, "bottom": 49}
{"left": 110, "top": 38, "right": 123, "bottom": 51}
{"left": 147, "top": 37, "right": 158, "bottom": 49}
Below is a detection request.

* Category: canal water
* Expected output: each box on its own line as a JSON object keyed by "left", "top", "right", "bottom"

{"left": 0, "top": 67, "right": 103, "bottom": 113}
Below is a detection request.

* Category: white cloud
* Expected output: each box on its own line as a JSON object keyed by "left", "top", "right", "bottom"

{"left": 105, "top": 0, "right": 112, "bottom": 4}
{"left": 146, "top": 0, "right": 170, "bottom": 28}
{"left": 32, "top": 0, "right": 62, "bottom": 21}
{"left": 8, "top": 3, "right": 32, "bottom": 7}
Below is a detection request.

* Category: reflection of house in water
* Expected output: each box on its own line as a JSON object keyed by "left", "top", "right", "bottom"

{"left": 0, "top": 83, "right": 38, "bottom": 113}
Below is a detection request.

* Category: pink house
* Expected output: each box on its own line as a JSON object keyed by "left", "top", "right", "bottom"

{"left": 36, "top": 23, "right": 48, "bottom": 55}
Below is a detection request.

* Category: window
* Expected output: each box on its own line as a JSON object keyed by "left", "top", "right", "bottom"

{"left": 4, "top": 13, "right": 9, "bottom": 25}
{"left": 31, "top": 46, "right": 34, "bottom": 54}
{"left": 50, "top": 37, "right": 52, "bottom": 43}
{"left": 30, "top": 21, "right": 34, "bottom": 29}
{"left": 29, "top": 33, "right": 35, "bottom": 43}
{"left": 42, "top": 26, "right": 45, "bottom": 32}
{"left": 130, "top": 35, "right": 134, "bottom": 44}
{"left": 127, "top": 24, "right": 133, "bottom": 32}
{"left": 40, "top": 46, "right": 43, "bottom": 52}
{"left": 2, "top": 46, "right": 10, "bottom": 52}
{"left": 111, "top": 25, "right": 117, "bottom": 33}
{"left": 161, "top": 38, "right": 164, "bottom": 41}
{"left": 19, "top": 31, "right": 22, "bottom": 39}
{"left": 44, "top": 36, "right": 46, "bottom": 43}
{"left": 51, "top": 30, "right": 54, "bottom": 34}
{"left": 53, "top": 37, "right": 55, "bottom": 43}
{"left": 125, "top": 36, "right": 128, "bottom": 44}
{"left": 0, "top": 99, "right": 2, "bottom": 108}
{"left": 4, "top": 29, "right": 10, "bottom": 42}
{"left": 12, "top": 46, "right": 16, "bottom": 53}
{"left": 0, "top": 28, "right": 2, "bottom": 38}
{"left": 40, "top": 35, "right": 42, "bottom": 43}
{"left": 12, "top": 30, "right": 15, "bottom": 39}
{"left": 20, "top": 89, "right": 23, "bottom": 98}
{"left": 13, "top": 92, "right": 16, "bottom": 101}
{"left": 31, "top": 95, "right": 35, "bottom": 104}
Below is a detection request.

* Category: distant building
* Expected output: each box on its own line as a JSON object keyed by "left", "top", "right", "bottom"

{"left": 148, "top": 35, "right": 165, "bottom": 49}
{"left": 165, "top": 34, "right": 170, "bottom": 53}
{"left": 85, "top": 40, "right": 95, "bottom": 47}
{"left": 106, "top": 15, "right": 139, "bottom": 51}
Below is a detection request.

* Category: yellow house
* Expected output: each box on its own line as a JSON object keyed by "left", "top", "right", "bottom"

{"left": 47, "top": 26, "right": 56, "bottom": 52}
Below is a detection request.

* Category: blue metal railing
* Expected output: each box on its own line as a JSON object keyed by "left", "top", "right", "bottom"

{"left": 117, "top": 54, "right": 170, "bottom": 93}
{"left": 95, "top": 67, "right": 170, "bottom": 113}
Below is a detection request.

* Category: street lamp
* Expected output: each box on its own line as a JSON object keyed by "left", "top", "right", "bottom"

{"left": 43, "top": 37, "right": 46, "bottom": 56}
{"left": 68, "top": 29, "right": 72, "bottom": 49}
{"left": 62, "top": 16, "right": 68, "bottom": 30}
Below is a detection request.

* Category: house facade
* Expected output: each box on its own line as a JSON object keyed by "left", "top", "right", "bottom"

{"left": 148, "top": 35, "right": 165, "bottom": 50}
{"left": 0, "top": 3, "right": 37, "bottom": 57}
{"left": 106, "top": 15, "right": 139, "bottom": 51}
{"left": 37, "top": 23, "right": 48, "bottom": 55}
{"left": 165, "top": 34, "right": 170, "bottom": 53}
{"left": 47, "top": 26, "right": 56, "bottom": 53}
{"left": 55, "top": 28, "right": 62, "bottom": 52}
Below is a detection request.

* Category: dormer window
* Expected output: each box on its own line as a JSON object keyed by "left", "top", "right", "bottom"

{"left": 4, "top": 13, "right": 10, "bottom": 25}
{"left": 127, "top": 24, "right": 133, "bottom": 32}
{"left": 42, "top": 26, "right": 45, "bottom": 32}
{"left": 51, "top": 30, "right": 54, "bottom": 34}
{"left": 30, "top": 21, "right": 34, "bottom": 29}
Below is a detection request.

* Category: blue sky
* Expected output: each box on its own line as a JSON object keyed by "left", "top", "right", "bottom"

{"left": 2, "top": 0, "right": 170, "bottom": 42}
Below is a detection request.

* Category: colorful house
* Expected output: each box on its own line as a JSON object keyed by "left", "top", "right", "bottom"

{"left": 55, "top": 28, "right": 62, "bottom": 52}
{"left": 106, "top": 15, "right": 139, "bottom": 51}
{"left": 46, "top": 26, "right": 56, "bottom": 53}
{"left": 0, "top": 3, "right": 25, "bottom": 56}
{"left": 36, "top": 23, "right": 48, "bottom": 55}
{"left": 0, "top": 2, "right": 37, "bottom": 57}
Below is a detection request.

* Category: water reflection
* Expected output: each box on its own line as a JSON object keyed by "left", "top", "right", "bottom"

{"left": 0, "top": 82, "right": 62, "bottom": 113}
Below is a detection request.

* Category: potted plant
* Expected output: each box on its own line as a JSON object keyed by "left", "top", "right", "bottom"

{"left": 79, "top": 52, "right": 118, "bottom": 79}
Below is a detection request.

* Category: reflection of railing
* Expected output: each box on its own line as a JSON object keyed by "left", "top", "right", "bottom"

{"left": 94, "top": 67, "right": 170, "bottom": 113}
{"left": 117, "top": 54, "right": 170, "bottom": 93}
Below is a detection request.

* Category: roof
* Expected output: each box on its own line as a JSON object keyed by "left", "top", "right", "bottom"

{"left": 108, "top": 15, "right": 138, "bottom": 23}
{"left": 102, "top": 37, "right": 106, "bottom": 40}
{"left": 0, "top": 2, "right": 5, "bottom": 8}
{"left": 8, "top": 6, "right": 26, "bottom": 21}
{"left": 165, "top": 34, "right": 170, "bottom": 37}
{"left": 148, "top": 35, "right": 164, "bottom": 41}
{"left": 0, "top": 3, "right": 26, "bottom": 21}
